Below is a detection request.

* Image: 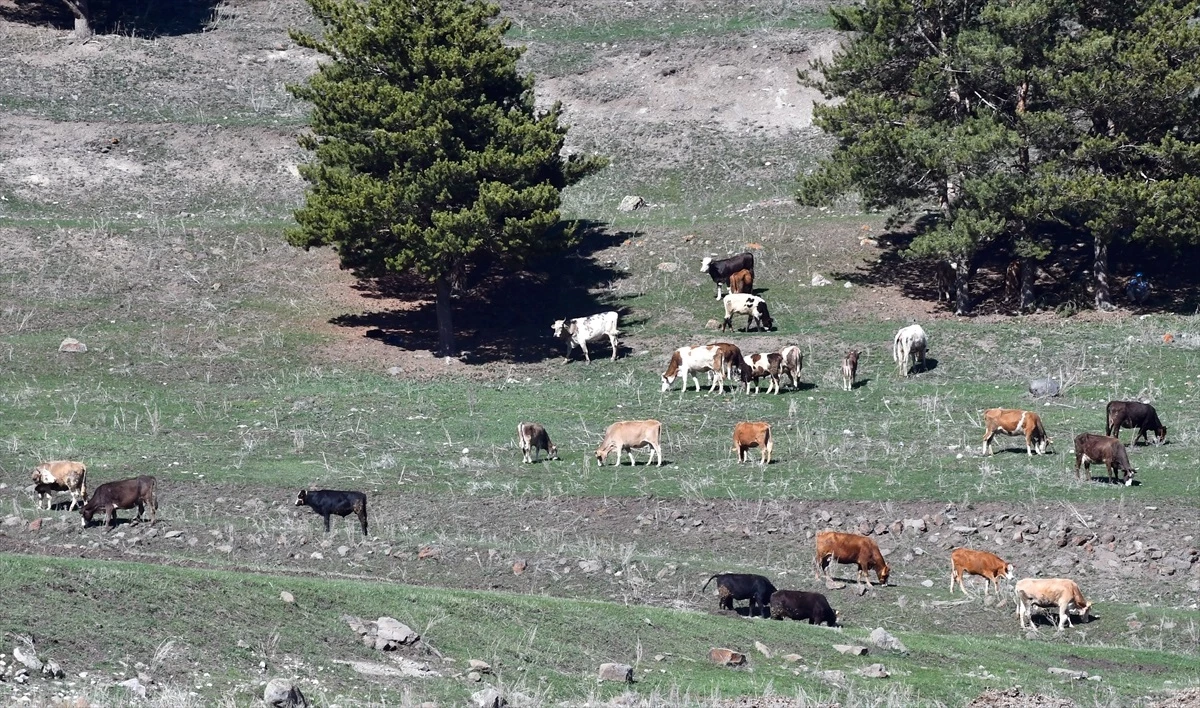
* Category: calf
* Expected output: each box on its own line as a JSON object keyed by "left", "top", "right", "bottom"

{"left": 892, "top": 323, "right": 928, "bottom": 377}
{"left": 935, "top": 261, "right": 956, "bottom": 301}
{"left": 517, "top": 422, "right": 559, "bottom": 463}
{"left": 740, "top": 352, "right": 782, "bottom": 394}
{"left": 728, "top": 268, "right": 754, "bottom": 295}
{"left": 708, "top": 341, "right": 745, "bottom": 390}
{"left": 1073, "top": 432, "right": 1136, "bottom": 485}
{"left": 551, "top": 311, "right": 619, "bottom": 362}
{"left": 981, "top": 408, "right": 1051, "bottom": 456}
{"left": 296, "top": 489, "right": 368, "bottom": 534}
{"left": 595, "top": 420, "right": 662, "bottom": 467}
{"left": 779, "top": 345, "right": 803, "bottom": 389}
{"left": 1105, "top": 401, "right": 1166, "bottom": 446}
{"left": 31, "top": 460, "right": 88, "bottom": 511}
{"left": 769, "top": 590, "right": 838, "bottom": 626}
{"left": 661, "top": 344, "right": 727, "bottom": 393}
{"left": 1015, "top": 578, "right": 1092, "bottom": 631}
{"left": 950, "top": 548, "right": 1014, "bottom": 597}
{"left": 814, "top": 530, "right": 890, "bottom": 586}
{"left": 702, "top": 572, "right": 776, "bottom": 618}
{"left": 701, "top": 252, "right": 755, "bottom": 300}
{"left": 721, "top": 293, "right": 774, "bottom": 332}
{"left": 841, "top": 349, "right": 859, "bottom": 391}
{"left": 733, "top": 421, "right": 773, "bottom": 465}
{"left": 80, "top": 476, "right": 157, "bottom": 529}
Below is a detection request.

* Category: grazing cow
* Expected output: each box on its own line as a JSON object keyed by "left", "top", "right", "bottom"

{"left": 769, "top": 590, "right": 838, "bottom": 626}
{"left": 296, "top": 489, "right": 368, "bottom": 534}
{"left": 551, "top": 311, "right": 619, "bottom": 363}
{"left": 728, "top": 268, "right": 754, "bottom": 295}
{"left": 981, "top": 408, "right": 1051, "bottom": 456}
{"left": 30, "top": 460, "right": 88, "bottom": 511}
{"left": 701, "top": 252, "right": 755, "bottom": 300}
{"left": 595, "top": 420, "right": 662, "bottom": 467}
{"left": 841, "top": 349, "right": 860, "bottom": 391}
{"left": 740, "top": 353, "right": 782, "bottom": 394}
{"left": 733, "top": 421, "right": 773, "bottom": 465}
{"left": 1073, "top": 433, "right": 1136, "bottom": 485}
{"left": 779, "top": 345, "right": 803, "bottom": 389}
{"left": 814, "top": 530, "right": 890, "bottom": 586}
{"left": 1004, "top": 259, "right": 1022, "bottom": 301}
{"left": 1105, "top": 401, "right": 1167, "bottom": 446}
{"left": 80, "top": 476, "right": 157, "bottom": 529}
{"left": 721, "top": 293, "right": 774, "bottom": 332}
{"left": 950, "top": 548, "right": 1014, "bottom": 597}
{"left": 892, "top": 323, "right": 928, "bottom": 377}
{"left": 1015, "top": 578, "right": 1092, "bottom": 631}
{"left": 517, "top": 422, "right": 558, "bottom": 463}
{"left": 708, "top": 341, "right": 746, "bottom": 388}
{"left": 935, "top": 261, "right": 956, "bottom": 301}
{"left": 702, "top": 572, "right": 776, "bottom": 618}
{"left": 661, "top": 345, "right": 728, "bottom": 393}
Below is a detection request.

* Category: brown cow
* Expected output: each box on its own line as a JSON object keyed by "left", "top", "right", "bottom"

{"left": 517, "top": 422, "right": 559, "bottom": 463}
{"left": 1073, "top": 433, "right": 1135, "bottom": 485}
{"left": 1004, "top": 259, "right": 1021, "bottom": 302}
{"left": 935, "top": 261, "right": 956, "bottom": 301}
{"left": 814, "top": 530, "right": 890, "bottom": 586}
{"left": 80, "top": 476, "right": 157, "bottom": 529}
{"left": 982, "top": 408, "right": 1051, "bottom": 456}
{"left": 733, "top": 422, "right": 772, "bottom": 465}
{"left": 950, "top": 548, "right": 1014, "bottom": 596}
{"left": 31, "top": 460, "right": 88, "bottom": 510}
{"left": 1015, "top": 578, "right": 1092, "bottom": 631}
{"left": 595, "top": 420, "right": 662, "bottom": 467}
{"left": 1105, "top": 401, "right": 1167, "bottom": 446}
{"left": 841, "top": 349, "right": 859, "bottom": 391}
{"left": 728, "top": 268, "right": 754, "bottom": 295}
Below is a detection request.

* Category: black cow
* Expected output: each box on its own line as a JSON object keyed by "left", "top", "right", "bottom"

{"left": 296, "top": 489, "right": 368, "bottom": 534}
{"left": 1105, "top": 401, "right": 1166, "bottom": 446}
{"left": 80, "top": 476, "right": 157, "bottom": 529}
{"left": 769, "top": 590, "right": 838, "bottom": 626}
{"left": 1074, "top": 433, "right": 1136, "bottom": 486}
{"left": 701, "top": 252, "right": 755, "bottom": 300}
{"left": 702, "top": 572, "right": 776, "bottom": 618}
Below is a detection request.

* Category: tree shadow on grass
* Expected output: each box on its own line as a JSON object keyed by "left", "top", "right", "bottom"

{"left": 0, "top": 0, "right": 221, "bottom": 36}
{"left": 329, "top": 220, "right": 637, "bottom": 364}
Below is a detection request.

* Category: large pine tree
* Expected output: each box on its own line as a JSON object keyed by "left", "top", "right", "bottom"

{"left": 287, "top": 0, "right": 604, "bottom": 354}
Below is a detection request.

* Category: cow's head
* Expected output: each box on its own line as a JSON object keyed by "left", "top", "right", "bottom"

{"left": 295, "top": 490, "right": 308, "bottom": 506}
{"left": 876, "top": 563, "right": 890, "bottom": 586}
{"left": 551, "top": 320, "right": 567, "bottom": 339}
{"left": 1035, "top": 436, "right": 1052, "bottom": 455}
{"left": 755, "top": 302, "right": 774, "bottom": 330}
{"left": 700, "top": 256, "right": 712, "bottom": 274}
{"left": 738, "top": 363, "right": 754, "bottom": 383}
{"left": 594, "top": 443, "right": 612, "bottom": 464}
{"left": 660, "top": 373, "right": 675, "bottom": 392}
{"left": 1003, "top": 563, "right": 1015, "bottom": 580}
{"left": 1154, "top": 426, "right": 1167, "bottom": 445}
{"left": 79, "top": 506, "right": 96, "bottom": 527}
{"left": 548, "top": 442, "right": 560, "bottom": 460}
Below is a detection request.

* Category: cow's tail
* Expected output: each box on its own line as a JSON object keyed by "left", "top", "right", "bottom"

{"left": 702, "top": 574, "right": 721, "bottom": 591}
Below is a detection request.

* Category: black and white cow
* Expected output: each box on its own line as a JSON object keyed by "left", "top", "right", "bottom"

{"left": 721, "top": 294, "right": 774, "bottom": 332}
{"left": 701, "top": 252, "right": 755, "bottom": 300}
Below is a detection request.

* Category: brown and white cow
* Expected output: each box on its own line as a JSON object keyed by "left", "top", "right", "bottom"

{"left": 728, "top": 268, "right": 754, "bottom": 295}
{"left": 595, "top": 420, "right": 662, "bottom": 467}
{"left": 1105, "top": 400, "right": 1167, "bottom": 446}
{"left": 740, "top": 353, "right": 782, "bottom": 394}
{"left": 1073, "top": 432, "right": 1136, "bottom": 485}
{"left": 950, "top": 548, "right": 1014, "bottom": 596}
{"left": 1015, "top": 578, "right": 1092, "bottom": 631}
{"left": 814, "top": 530, "right": 890, "bottom": 586}
{"left": 733, "top": 421, "right": 773, "bottom": 465}
{"left": 80, "top": 476, "right": 157, "bottom": 529}
{"left": 779, "top": 345, "right": 803, "bottom": 389}
{"left": 982, "top": 408, "right": 1051, "bottom": 456}
{"left": 707, "top": 342, "right": 745, "bottom": 390}
{"left": 841, "top": 349, "right": 860, "bottom": 391}
{"left": 517, "top": 422, "right": 559, "bottom": 463}
{"left": 31, "top": 460, "right": 88, "bottom": 511}
{"left": 662, "top": 345, "right": 728, "bottom": 393}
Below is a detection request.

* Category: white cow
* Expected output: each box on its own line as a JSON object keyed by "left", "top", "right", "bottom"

{"left": 892, "top": 324, "right": 928, "bottom": 377}
{"left": 661, "top": 344, "right": 726, "bottom": 393}
{"left": 551, "top": 311, "right": 619, "bottom": 362}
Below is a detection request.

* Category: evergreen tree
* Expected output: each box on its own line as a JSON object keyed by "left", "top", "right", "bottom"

{"left": 287, "top": 0, "right": 605, "bottom": 354}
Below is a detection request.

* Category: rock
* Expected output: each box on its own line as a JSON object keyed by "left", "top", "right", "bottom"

{"left": 280, "top": 591, "right": 295, "bottom": 604}
{"left": 844, "top": 281, "right": 853, "bottom": 288}
{"left": 469, "top": 659, "right": 492, "bottom": 673}
{"left": 118, "top": 678, "right": 147, "bottom": 699}
{"left": 578, "top": 559, "right": 603, "bottom": 573}
{"left": 656, "top": 262, "right": 678, "bottom": 273}
{"left": 857, "top": 663, "right": 890, "bottom": 678}
{"left": 337, "top": 545, "right": 350, "bottom": 557}
{"left": 2, "top": 516, "right": 20, "bottom": 527}
{"left": 417, "top": 546, "right": 440, "bottom": 560}
{"left": 953, "top": 526, "right": 979, "bottom": 535}
{"left": 833, "top": 644, "right": 868, "bottom": 656}
{"left": 869, "top": 627, "right": 908, "bottom": 653}
{"left": 597, "top": 663, "right": 634, "bottom": 682}
{"left": 704, "top": 318, "right": 721, "bottom": 330}
{"left": 264, "top": 677, "right": 309, "bottom": 707}
{"left": 921, "top": 579, "right": 934, "bottom": 587}
{"left": 165, "top": 530, "right": 183, "bottom": 539}
{"left": 58, "top": 338, "right": 88, "bottom": 353}
{"left": 386, "top": 366, "right": 403, "bottom": 376}
{"left": 13, "top": 645, "right": 42, "bottom": 672}
{"left": 28, "top": 518, "right": 42, "bottom": 532}
{"left": 472, "top": 687, "right": 507, "bottom": 708}
{"left": 512, "top": 559, "right": 527, "bottom": 575}
{"left": 754, "top": 641, "right": 771, "bottom": 659}
{"left": 816, "top": 669, "right": 846, "bottom": 684}
{"left": 811, "top": 273, "right": 832, "bottom": 287}
{"left": 1048, "top": 667, "right": 1088, "bottom": 680}
{"left": 782, "top": 653, "right": 803, "bottom": 663}
{"left": 903, "top": 518, "right": 927, "bottom": 533}
{"left": 708, "top": 648, "right": 747, "bottom": 666}
{"left": 467, "top": 671, "right": 483, "bottom": 682}
{"left": 617, "top": 196, "right": 646, "bottom": 212}
{"left": 1029, "top": 378, "right": 1062, "bottom": 397}
{"left": 374, "top": 617, "right": 419, "bottom": 650}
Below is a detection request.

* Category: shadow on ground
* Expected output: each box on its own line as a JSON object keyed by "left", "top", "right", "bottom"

{"left": 0, "top": 0, "right": 221, "bottom": 36}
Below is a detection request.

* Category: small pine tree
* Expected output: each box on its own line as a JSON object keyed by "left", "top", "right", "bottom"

{"left": 287, "top": 0, "right": 604, "bottom": 354}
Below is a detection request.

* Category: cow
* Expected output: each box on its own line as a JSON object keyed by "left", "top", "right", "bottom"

{"left": 702, "top": 572, "right": 776, "bottom": 618}
{"left": 708, "top": 341, "right": 745, "bottom": 389}
{"left": 80, "top": 476, "right": 157, "bottom": 529}
{"left": 1004, "top": 259, "right": 1022, "bottom": 301}
{"left": 1073, "top": 433, "right": 1136, "bottom": 485}
{"left": 779, "top": 345, "right": 803, "bottom": 389}
{"left": 814, "top": 530, "right": 890, "bottom": 587}
{"left": 721, "top": 293, "right": 774, "bottom": 332}
{"left": 841, "top": 349, "right": 859, "bottom": 391}
{"left": 892, "top": 323, "right": 928, "bottom": 377}
{"left": 595, "top": 420, "right": 662, "bottom": 467}
{"left": 661, "top": 345, "right": 728, "bottom": 393}
{"left": 950, "top": 548, "right": 1014, "bottom": 597}
{"left": 935, "top": 261, "right": 956, "bottom": 301}
{"left": 740, "top": 353, "right": 782, "bottom": 394}
{"left": 1105, "top": 401, "right": 1167, "bottom": 446}
{"left": 733, "top": 421, "right": 773, "bottom": 465}
{"left": 1015, "top": 578, "right": 1092, "bottom": 631}
{"left": 296, "top": 489, "right": 368, "bottom": 534}
{"left": 517, "top": 422, "right": 559, "bottom": 463}
{"left": 701, "top": 252, "right": 755, "bottom": 300}
{"left": 769, "top": 590, "right": 838, "bottom": 626}
{"left": 30, "top": 460, "right": 88, "bottom": 511}
{"left": 728, "top": 268, "right": 754, "bottom": 295}
{"left": 981, "top": 408, "right": 1051, "bottom": 456}
{"left": 551, "top": 311, "right": 619, "bottom": 363}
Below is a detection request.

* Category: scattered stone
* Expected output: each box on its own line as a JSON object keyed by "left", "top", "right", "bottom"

{"left": 164, "top": 530, "right": 183, "bottom": 539}
{"left": 617, "top": 196, "right": 646, "bottom": 212}
{"left": 469, "top": 659, "right": 492, "bottom": 673}
{"left": 704, "top": 318, "right": 721, "bottom": 330}
{"left": 216, "top": 543, "right": 233, "bottom": 553}
{"left": 833, "top": 644, "right": 868, "bottom": 656}
{"left": 708, "top": 648, "right": 747, "bottom": 666}
{"left": 334, "top": 658, "right": 439, "bottom": 678}
{"left": 28, "top": 518, "right": 42, "bottom": 532}
{"left": 578, "top": 559, "right": 603, "bottom": 573}
{"left": 782, "top": 653, "right": 803, "bottom": 663}
{"left": 1029, "top": 378, "right": 1062, "bottom": 398}
{"left": 13, "top": 645, "right": 42, "bottom": 672}
{"left": 374, "top": 617, "right": 420, "bottom": 650}
{"left": 825, "top": 578, "right": 846, "bottom": 590}
{"left": 118, "top": 678, "right": 147, "bottom": 700}
{"left": 903, "top": 518, "right": 927, "bottom": 533}
{"left": 417, "top": 546, "right": 440, "bottom": 560}
{"left": 816, "top": 669, "right": 846, "bottom": 684}
{"left": 966, "top": 688, "right": 1077, "bottom": 708}
{"left": 337, "top": 545, "right": 350, "bottom": 557}
{"left": 467, "top": 670, "right": 483, "bottom": 682}
{"left": 869, "top": 627, "right": 908, "bottom": 653}
{"left": 921, "top": 579, "right": 934, "bottom": 587}
{"left": 954, "top": 526, "right": 979, "bottom": 535}
{"left": 58, "top": 338, "right": 87, "bottom": 353}
{"left": 512, "top": 559, "right": 527, "bottom": 575}
{"left": 1048, "top": 667, "right": 1088, "bottom": 680}
{"left": 656, "top": 262, "right": 678, "bottom": 273}
{"left": 597, "top": 663, "right": 634, "bottom": 682}
{"left": 754, "top": 641, "right": 771, "bottom": 659}
{"left": 472, "top": 687, "right": 507, "bottom": 708}
{"left": 385, "top": 366, "right": 403, "bottom": 376}
{"left": 857, "top": 663, "right": 890, "bottom": 678}
{"left": 811, "top": 273, "right": 832, "bottom": 287}
{"left": 280, "top": 591, "right": 295, "bottom": 604}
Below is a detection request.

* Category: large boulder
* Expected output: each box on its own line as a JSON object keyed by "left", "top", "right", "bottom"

{"left": 264, "top": 678, "right": 309, "bottom": 707}
{"left": 597, "top": 663, "right": 634, "bottom": 682}
{"left": 1029, "top": 378, "right": 1061, "bottom": 398}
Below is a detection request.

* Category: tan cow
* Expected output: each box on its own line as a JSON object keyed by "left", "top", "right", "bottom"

{"left": 950, "top": 548, "right": 1014, "bottom": 596}
{"left": 841, "top": 349, "right": 860, "bottom": 391}
{"left": 31, "top": 460, "right": 88, "bottom": 511}
{"left": 595, "top": 420, "right": 662, "bottom": 467}
{"left": 982, "top": 408, "right": 1050, "bottom": 456}
{"left": 814, "top": 530, "right": 890, "bottom": 586}
{"left": 1015, "top": 578, "right": 1092, "bottom": 631}
{"left": 728, "top": 268, "right": 754, "bottom": 295}
{"left": 733, "top": 422, "right": 772, "bottom": 465}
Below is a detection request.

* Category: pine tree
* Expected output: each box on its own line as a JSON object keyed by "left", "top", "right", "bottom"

{"left": 287, "top": 0, "right": 605, "bottom": 354}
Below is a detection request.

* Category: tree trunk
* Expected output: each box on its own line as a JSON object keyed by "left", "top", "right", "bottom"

{"left": 952, "top": 257, "right": 971, "bottom": 315}
{"left": 63, "top": 0, "right": 91, "bottom": 38}
{"left": 1018, "top": 260, "right": 1035, "bottom": 312}
{"left": 1093, "top": 239, "right": 1114, "bottom": 311}
{"left": 435, "top": 275, "right": 456, "bottom": 356}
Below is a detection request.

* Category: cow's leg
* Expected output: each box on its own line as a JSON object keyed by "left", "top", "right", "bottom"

{"left": 982, "top": 428, "right": 995, "bottom": 456}
{"left": 608, "top": 334, "right": 618, "bottom": 361}
{"left": 1026, "top": 432, "right": 1034, "bottom": 457}
{"left": 580, "top": 340, "right": 591, "bottom": 363}
{"left": 135, "top": 501, "right": 145, "bottom": 523}
{"left": 323, "top": 514, "right": 332, "bottom": 532}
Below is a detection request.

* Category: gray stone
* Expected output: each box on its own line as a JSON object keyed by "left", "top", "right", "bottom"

{"left": 280, "top": 591, "right": 295, "bottom": 604}
{"left": 816, "top": 669, "right": 846, "bottom": 684}
{"left": 598, "top": 663, "right": 634, "bottom": 682}
{"left": 857, "top": 663, "right": 890, "bottom": 678}
{"left": 578, "top": 559, "right": 603, "bottom": 574}
{"left": 1048, "top": 667, "right": 1087, "bottom": 680}
{"left": 386, "top": 366, "right": 403, "bottom": 376}
{"left": 833, "top": 644, "right": 868, "bottom": 656}
{"left": 374, "top": 617, "right": 419, "bottom": 650}
{"left": 1029, "top": 378, "right": 1062, "bottom": 397}
{"left": 118, "top": 678, "right": 147, "bottom": 699}
{"left": 13, "top": 646, "right": 41, "bottom": 672}
{"left": 903, "top": 518, "right": 927, "bottom": 533}
{"left": 58, "top": 338, "right": 87, "bottom": 353}
{"left": 617, "top": 196, "right": 646, "bottom": 212}
{"left": 869, "top": 627, "right": 908, "bottom": 653}
{"left": 472, "top": 687, "right": 507, "bottom": 708}
{"left": 264, "top": 678, "right": 310, "bottom": 707}
{"left": 656, "top": 262, "right": 678, "bottom": 273}
{"left": 811, "top": 273, "right": 832, "bottom": 287}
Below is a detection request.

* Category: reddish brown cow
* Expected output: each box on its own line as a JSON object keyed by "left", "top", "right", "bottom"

{"left": 80, "top": 476, "right": 157, "bottom": 529}
{"left": 728, "top": 268, "right": 754, "bottom": 295}
{"left": 814, "top": 530, "right": 890, "bottom": 586}
{"left": 950, "top": 548, "right": 1014, "bottom": 596}
{"left": 733, "top": 421, "right": 772, "bottom": 465}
